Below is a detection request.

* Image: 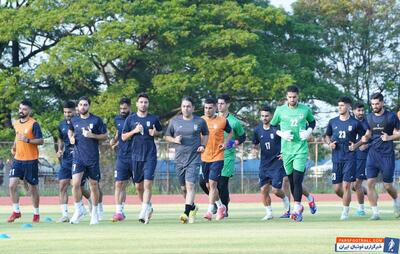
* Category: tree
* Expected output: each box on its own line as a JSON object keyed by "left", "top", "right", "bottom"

{"left": 293, "top": 0, "right": 400, "bottom": 106}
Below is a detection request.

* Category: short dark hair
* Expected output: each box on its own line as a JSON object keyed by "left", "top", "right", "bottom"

{"left": 286, "top": 85, "right": 299, "bottom": 94}
{"left": 20, "top": 99, "right": 33, "bottom": 108}
{"left": 182, "top": 96, "right": 194, "bottom": 105}
{"left": 63, "top": 101, "right": 76, "bottom": 109}
{"left": 78, "top": 96, "right": 91, "bottom": 105}
{"left": 137, "top": 92, "right": 149, "bottom": 101}
{"left": 370, "top": 92, "right": 384, "bottom": 102}
{"left": 204, "top": 97, "right": 217, "bottom": 105}
{"left": 217, "top": 94, "right": 231, "bottom": 103}
{"left": 119, "top": 98, "right": 131, "bottom": 106}
{"left": 354, "top": 102, "right": 364, "bottom": 109}
{"left": 261, "top": 105, "right": 272, "bottom": 113}
{"left": 338, "top": 96, "right": 352, "bottom": 105}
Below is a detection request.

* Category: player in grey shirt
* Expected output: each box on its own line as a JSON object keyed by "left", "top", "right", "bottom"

{"left": 165, "top": 96, "right": 209, "bottom": 224}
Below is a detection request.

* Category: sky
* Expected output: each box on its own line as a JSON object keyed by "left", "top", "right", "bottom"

{"left": 269, "top": 0, "right": 295, "bottom": 12}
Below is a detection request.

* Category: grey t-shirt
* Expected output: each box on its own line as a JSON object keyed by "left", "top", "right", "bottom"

{"left": 165, "top": 115, "right": 209, "bottom": 167}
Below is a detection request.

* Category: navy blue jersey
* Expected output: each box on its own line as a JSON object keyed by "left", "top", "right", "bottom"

{"left": 122, "top": 113, "right": 162, "bottom": 161}
{"left": 364, "top": 110, "right": 400, "bottom": 155}
{"left": 114, "top": 115, "right": 131, "bottom": 159}
{"left": 252, "top": 124, "right": 282, "bottom": 170}
{"left": 69, "top": 114, "right": 107, "bottom": 163}
{"left": 325, "top": 116, "right": 366, "bottom": 163}
{"left": 355, "top": 118, "right": 369, "bottom": 160}
{"left": 58, "top": 119, "right": 73, "bottom": 161}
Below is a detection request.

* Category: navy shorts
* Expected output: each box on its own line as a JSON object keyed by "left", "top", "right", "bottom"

{"left": 332, "top": 161, "right": 356, "bottom": 184}
{"left": 10, "top": 159, "right": 39, "bottom": 185}
{"left": 115, "top": 157, "right": 132, "bottom": 181}
{"left": 176, "top": 163, "right": 200, "bottom": 186}
{"left": 72, "top": 160, "right": 101, "bottom": 181}
{"left": 355, "top": 159, "right": 366, "bottom": 180}
{"left": 132, "top": 159, "right": 156, "bottom": 183}
{"left": 366, "top": 150, "right": 395, "bottom": 183}
{"left": 58, "top": 159, "right": 72, "bottom": 180}
{"left": 259, "top": 165, "right": 285, "bottom": 189}
{"left": 201, "top": 160, "right": 224, "bottom": 182}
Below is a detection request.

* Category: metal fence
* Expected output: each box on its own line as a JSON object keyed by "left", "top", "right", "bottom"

{"left": 0, "top": 141, "right": 399, "bottom": 196}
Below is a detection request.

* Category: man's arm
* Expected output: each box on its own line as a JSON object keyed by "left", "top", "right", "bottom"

{"left": 18, "top": 122, "right": 44, "bottom": 145}
{"left": 57, "top": 138, "right": 64, "bottom": 158}
{"left": 11, "top": 141, "right": 16, "bottom": 156}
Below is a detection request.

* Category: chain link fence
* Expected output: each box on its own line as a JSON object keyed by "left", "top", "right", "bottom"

{"left": 0, "top": 141, "right": 399, "bottom": 196}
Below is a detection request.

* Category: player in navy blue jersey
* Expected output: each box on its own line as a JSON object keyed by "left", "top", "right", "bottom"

{"left": 68, "top": 97, "right": 108, "bottom": 225}
{"left": 351, "top": 102, "right": 369, "bottom": 216}
{"left": 325, "top": 97, "right": 366, "bottom": 220}
{"left": 252, "top": 105, "right": 290, "bottom": 220}
{"left": 122, "top": 93, "right": 162, "bottom": 224}
{"left": 361, "top": 92, "right": 400, "bottom": 220}
{"left": 56, "top": 101, "right": 93, "bottom": 223}
{"left": 110, "top": 98, "right": 132, "bottom": 222}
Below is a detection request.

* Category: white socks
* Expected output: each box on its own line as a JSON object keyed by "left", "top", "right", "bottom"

{"left": 282, "top": 196, "right": 290, "bottom": 211}
{"left": 61, "top": 204, "right": 68, "bottom": 217}
{"left": 13, "top": 203, "right": 20, "bottom": 213}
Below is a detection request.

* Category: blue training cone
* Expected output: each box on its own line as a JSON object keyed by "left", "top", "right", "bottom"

{"left": 44, "top": 216, "right": 53, "bottom": 223}
{"left": 21, "top": 223, "right": 33, "bottom": 229}
{"left": 0, "top": 234, "right": 10, "bottom": 239}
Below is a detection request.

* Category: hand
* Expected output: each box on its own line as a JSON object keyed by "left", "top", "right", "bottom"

{"left": 174, "top": 135, "right": 182, "bottom": 144}
{"left": 348, "top": 141, "right": 356, "bottom": 152}
{"left": 17, "top": 134, "right": 29, "bottom": 143}
{"left": 329, "top": 141, "right": 337, "bottom": 149}
{"left": 251, "top": 148, "right": 258, "bottom": 157}
{"left": 381, "top": 132, "right": 390, "bottom": 142}
{"left": 56, "top": 150, "right": 63, "bottom": 158}
{"left": 149, "top": 125, "right": 157, "bottom": 137}
{"left": 359, "top": 144, "right": 368, "bottom": 151}
{"left": 218, "top": 143, "right": 227, "bottom": 150}
{"left": 11, "top": 147, "right": 16, "bottom": 156}
{"left": 277, "top": 154, "right": 283, "bottom": 160}
{"left": 111, "top": 143, "right": 118, "bottom": 151}
{"left": 277, "top": 130, "right": 293, "bottom": 141}
{"left": 134, "top": 123, "right": 144, "bottom": 135}
{"left": 82, "top": 128, "right": 95, "bottom": 138}
{"left": 197, "top": 145, "right": 205, "bottom": 153}
{"left": 299, "top": 128, "right": 313, "bottom": 141}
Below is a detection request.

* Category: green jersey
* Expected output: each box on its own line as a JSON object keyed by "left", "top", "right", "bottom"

{"left": 270, "top": 103, "right": 314, "bottom": 155}
{"left": 222, "top": 113, "right": 245, "bottom": 177}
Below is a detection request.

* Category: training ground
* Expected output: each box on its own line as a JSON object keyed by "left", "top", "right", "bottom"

{"left": 0, "top": 194, "right": 399, "bottom": 254}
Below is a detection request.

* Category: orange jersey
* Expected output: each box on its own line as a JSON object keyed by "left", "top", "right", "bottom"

{"left": 201, "top": 115, "right": 230, "bottom": 162}
{"left": 13, "top": 118, "right": 42, "bottom": 161}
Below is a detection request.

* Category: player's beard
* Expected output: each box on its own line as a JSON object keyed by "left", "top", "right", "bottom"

{"left": 18, "top": 112, "right": 27, "bottom": 119}
{"left": 120, "top": 111, "right": 129, "bottom": 118}
{"left": 373, "top": 107, "right": 383, "bottom": 113}
{"left": 79, "top": 109, "right": 89, "bottom": 116}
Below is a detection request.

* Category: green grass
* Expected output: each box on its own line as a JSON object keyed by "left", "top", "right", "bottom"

{"left": 0, "top": 202, "right": 399, "bottom": 254}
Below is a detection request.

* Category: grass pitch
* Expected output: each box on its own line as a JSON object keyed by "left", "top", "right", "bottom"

{"left": 0, "top": 202, "right": 399, "bottom": 254}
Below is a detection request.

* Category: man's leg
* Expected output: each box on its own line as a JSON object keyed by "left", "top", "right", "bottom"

{"left": 70, "top": 171, "right": 85, "bottom": 224}
{"left": 352, "top": 178, "right": 366, "bottom": 216}
{"left": 8, "top": 177, "right": 21, "bottom": 222}
{"left": 261, "top": 183, "right": 273, "bottom": 220}
{"left": 88, "top": 178, "right": 100, "bottom": 224}
{"left": 28, "top": 183, "right": 40, "bottom": 222}
{"left": 340, "top": 181, "right": 352, "bottom": 220}
{"left": 59, "top": 179, "right": 70, "bottom": 221}
{"left": 217, "top": 176, "right": 230, "bottom": 215}
{"left": 381, "top": 156, "right": 400, "bottom": 217}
